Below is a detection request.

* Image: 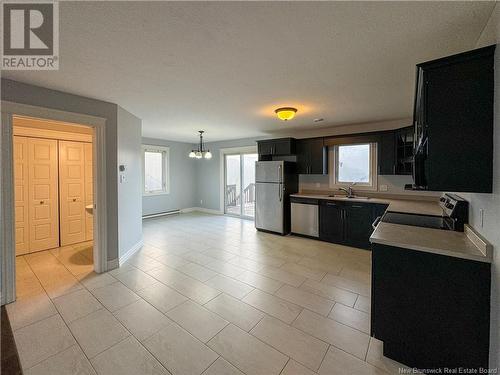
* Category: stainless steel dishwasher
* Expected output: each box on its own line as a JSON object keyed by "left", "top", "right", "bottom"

{"left": 291, "top": 197, "right": 319, "bottom": 237}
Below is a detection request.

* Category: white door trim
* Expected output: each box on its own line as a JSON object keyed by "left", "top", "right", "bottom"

{"left": 0, "top": 101, "right": 108, "bottom": 305}
{"left": 219, "top": 145, "right": 257, "bottom": 216}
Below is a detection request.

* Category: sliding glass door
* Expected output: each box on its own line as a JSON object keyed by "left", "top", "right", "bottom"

{"left": 224, "top": 152, "right": 258, "bottom": 218}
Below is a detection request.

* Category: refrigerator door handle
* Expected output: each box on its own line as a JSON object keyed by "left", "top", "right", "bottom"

{"left": 278, "top": 164, "right": 283, "bottom": 202}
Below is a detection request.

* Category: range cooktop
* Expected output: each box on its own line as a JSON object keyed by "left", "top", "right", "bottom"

{"left": 381, "top": 212, "right": 451, "bottom": 230}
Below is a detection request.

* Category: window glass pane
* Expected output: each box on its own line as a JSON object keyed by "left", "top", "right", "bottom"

{"left": 144, "top": 151, "right": 163, "bottom": 192}
{"left": 338, "top": 144, "right": 370, "bottom": 183}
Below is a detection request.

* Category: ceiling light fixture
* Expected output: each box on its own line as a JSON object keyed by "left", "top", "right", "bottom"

{"left": 189, "top": 130, "right": 212, "bottom": 159}
{"left": 275, "top": 107, "right": 297, "bottom": 121}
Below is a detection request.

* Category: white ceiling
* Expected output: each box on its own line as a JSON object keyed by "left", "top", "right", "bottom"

{"left": 3, "top": 1, "right": 495, "bottom": 142}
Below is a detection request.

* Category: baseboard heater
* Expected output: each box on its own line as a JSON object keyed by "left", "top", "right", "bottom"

{"left": 142, "top": 209, "right": 180, "bottom": 219}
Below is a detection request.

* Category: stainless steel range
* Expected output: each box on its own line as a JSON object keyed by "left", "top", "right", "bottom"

{"left": 380, "top": 193, "right": 468, "bottom": 232}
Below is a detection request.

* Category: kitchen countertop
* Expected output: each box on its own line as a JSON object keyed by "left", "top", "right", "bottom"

{"left": 290, "top": 193, "right": 492, "bottom": 263}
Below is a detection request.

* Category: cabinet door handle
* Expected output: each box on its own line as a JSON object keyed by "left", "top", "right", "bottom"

{"left": 73, "top": 198, "right": 77, "bottom": 202}
{"left": 351, "top": 205, "right": 364, "bottom": 208}
{"left": 325, "top": 202, "right": 337, "bottom": 206}
{"left": 39, "top": 200, "right": 44, "bottom": 205}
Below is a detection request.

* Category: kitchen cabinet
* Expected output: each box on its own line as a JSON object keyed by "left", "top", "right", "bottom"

{"left": 296, "top": 138, "right": 328, "bottom": 175}
{"left": 411, "top": 45, "right": 495, "bottom": 192}
{"left": 257, "top": 138, "right": 295, "bottom": 158}
{"left": 343, "top": 203, "right": 374, "bottom": 249}
{"left": 371, "top": 243, "right": 491, "bottom": 371}
{"left": 319, "top": 200, "right": 387, "bottom": 250}
{"left": 319, "top": 201, "right": 344, "bottom": 244}
{"left": 378, "top": 126, "right": 413, "bottom": 175}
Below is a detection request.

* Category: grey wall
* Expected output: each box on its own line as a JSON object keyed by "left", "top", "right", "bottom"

{"left": 117, "top": 107, "right": 143, "bottom": 257}
{"left": 142, "top": 137, "right": 198, "bottom": 215}
{"left": 195, "top": 137, "right": 262, "bottom": 211}
{"left": 1, "top": 78, "right": 120, "bottom": 261}
{"left": 459, "top": 43, "right": 499, "bottom": 368}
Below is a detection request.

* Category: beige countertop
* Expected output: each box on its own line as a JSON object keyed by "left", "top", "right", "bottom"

{"left": 290, "top": 193, "right": 492, "bottom": 263}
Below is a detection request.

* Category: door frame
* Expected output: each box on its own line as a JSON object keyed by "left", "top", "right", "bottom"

{"left": 1, "top": 101, "right": 108, "bottom": 305}
{"left": 219, "top": 145, "right": 258, "bottom": 219}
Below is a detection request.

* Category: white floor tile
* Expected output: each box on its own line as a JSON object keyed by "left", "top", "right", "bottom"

{"left": 14, "top": 314, "right": 76, "bottom": 370}
{"left": 204, "top": 293, "right": 264, "bottom": 332}
{"left": 114, "top": 299, "right": 172, "bottom": 341}
{"left": 24, "top": 345, "right": 96, "bottom": 375}
{"left": 242, "top": 289, "right": 302, "bottom": 324}
{"left": 292, "top": 309, "right": 370, "bottom": 360}
{"left": 251, "top": 316, "right": 329, "bottom": 371}
{"left": 166, "top": 300, "right": 228, "bottom": 343}
{"left": 204, "top": 275, "right": 254, "bottom": 299}
{"left": 143, "top": 318, "right": 218, "bottom": 375}
{"left": 91, "top": 336, "right": 170, "bottom": 375}
{"left": 208, "top": 324, "right": 288, "bottom": 375}
{"left": 91, "top": 282, "right": 140, "bottom": 311}
{"left": 69, "top": 309, "right": 130, "bottom": 358}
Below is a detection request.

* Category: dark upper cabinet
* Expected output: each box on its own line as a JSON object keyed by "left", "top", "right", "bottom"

{"left": 296, "top": 138, "right": 328, "bottom": 175}
{"left": 378, "top": 126, "right": 413, "bottom": 175}
{"left": 412, "top": 45, "right": 495, "bottom": 193}
{"left": 378, "top": 131, "right": 396, "bottom": 175}
{"left": 257, "top": 138, "right": 295, "bottom": 158}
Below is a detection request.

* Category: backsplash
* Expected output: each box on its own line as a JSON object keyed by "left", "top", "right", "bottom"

{"left": 299, "top": 174, "right": 441, "bottom": 198}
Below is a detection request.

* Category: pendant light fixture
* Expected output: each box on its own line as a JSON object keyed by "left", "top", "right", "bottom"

{"left": 189, "top": 130, "right": 212, "bottom": 159}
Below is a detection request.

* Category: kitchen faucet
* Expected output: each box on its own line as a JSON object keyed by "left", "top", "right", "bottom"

{"left": 339, "top": 183, "right": 356, "bottom": 198}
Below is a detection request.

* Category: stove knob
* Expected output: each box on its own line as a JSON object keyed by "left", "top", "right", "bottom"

{"left": 445, "top": 203, "right": 454, "bottom": 209}
{"left": 439, "top": 197, "right": 446, "bottom": 202}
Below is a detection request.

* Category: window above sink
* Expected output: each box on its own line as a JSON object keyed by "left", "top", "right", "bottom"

{"left": 328, "top": 142, "right": 378, "bottom": 191}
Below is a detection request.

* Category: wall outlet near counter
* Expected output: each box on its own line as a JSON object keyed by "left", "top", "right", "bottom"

{"left": 379, "top": 184, "right": 388, "bottom": 192}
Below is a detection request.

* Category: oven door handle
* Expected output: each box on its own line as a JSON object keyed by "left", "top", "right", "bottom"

{"left": 372, "top": 216, "right": 382, "bottom": 230}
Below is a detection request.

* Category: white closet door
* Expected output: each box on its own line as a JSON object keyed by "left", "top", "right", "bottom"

{"left": 28, "top": 138, "right": 60, "bottom": 252}
{"left": 59, "top": 141, "right": 86, "bottom": 246}
{"left": 14, "top": 136, "right": 30, "bottom": 255}
{"left": 84, "top": 142, "right": 94, "bottom": 241}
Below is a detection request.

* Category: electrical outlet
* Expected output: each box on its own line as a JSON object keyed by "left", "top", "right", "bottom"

{"left": 379, "top": 184, "right": 388, "bottom": 192}
{"left": 480, "top": 208, "right": 484, "bottom": 228}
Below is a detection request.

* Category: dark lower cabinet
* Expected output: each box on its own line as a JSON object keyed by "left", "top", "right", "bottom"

{"left": 319, "top": 201, "right": 387, "bottom": 250}
{"left": 319, "top": 201, "right": 344, "bottom": 244}
{"left": 343, "top": 204, "right": 374, "bottom": 249}
{"left": 371, "top": 243, "right": 491, "bottom": 371}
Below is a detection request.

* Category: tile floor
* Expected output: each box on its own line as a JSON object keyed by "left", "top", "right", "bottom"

{"left": 7, "top": 212, "right": 411, "bottom": 375}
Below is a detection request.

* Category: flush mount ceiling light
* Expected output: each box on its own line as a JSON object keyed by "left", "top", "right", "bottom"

{"left": 275, "top": 107, "right": 297, "bottom": 121}
{"left": 189, "top": 130, "right": 212, "bottom": 159}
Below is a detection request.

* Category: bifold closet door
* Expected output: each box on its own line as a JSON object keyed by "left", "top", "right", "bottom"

{"left": 28, "top": 138, "right": 60, "bottom": 252}
{"left": 84, "top": 142, "right": 93, "bottom": 241}
{"left": 59, "top": 141, "right": 86, "bottom": 246}
{"left": 14, "top": 136, "right": 30, "bottom": 255}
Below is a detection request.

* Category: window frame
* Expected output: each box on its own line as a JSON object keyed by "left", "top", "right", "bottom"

{"left": 142, "top": 144, "right": 170, "bottom": 196}
{"left": 329, "top": 142, "right": 378, "bottom": 191}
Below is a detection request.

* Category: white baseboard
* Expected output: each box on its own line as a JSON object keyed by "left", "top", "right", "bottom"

{"left": 181, "top": 207, "right": 223, "bottom": 215}
{"left": 118, "top": 239, "right": 144, "bottom": 266}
